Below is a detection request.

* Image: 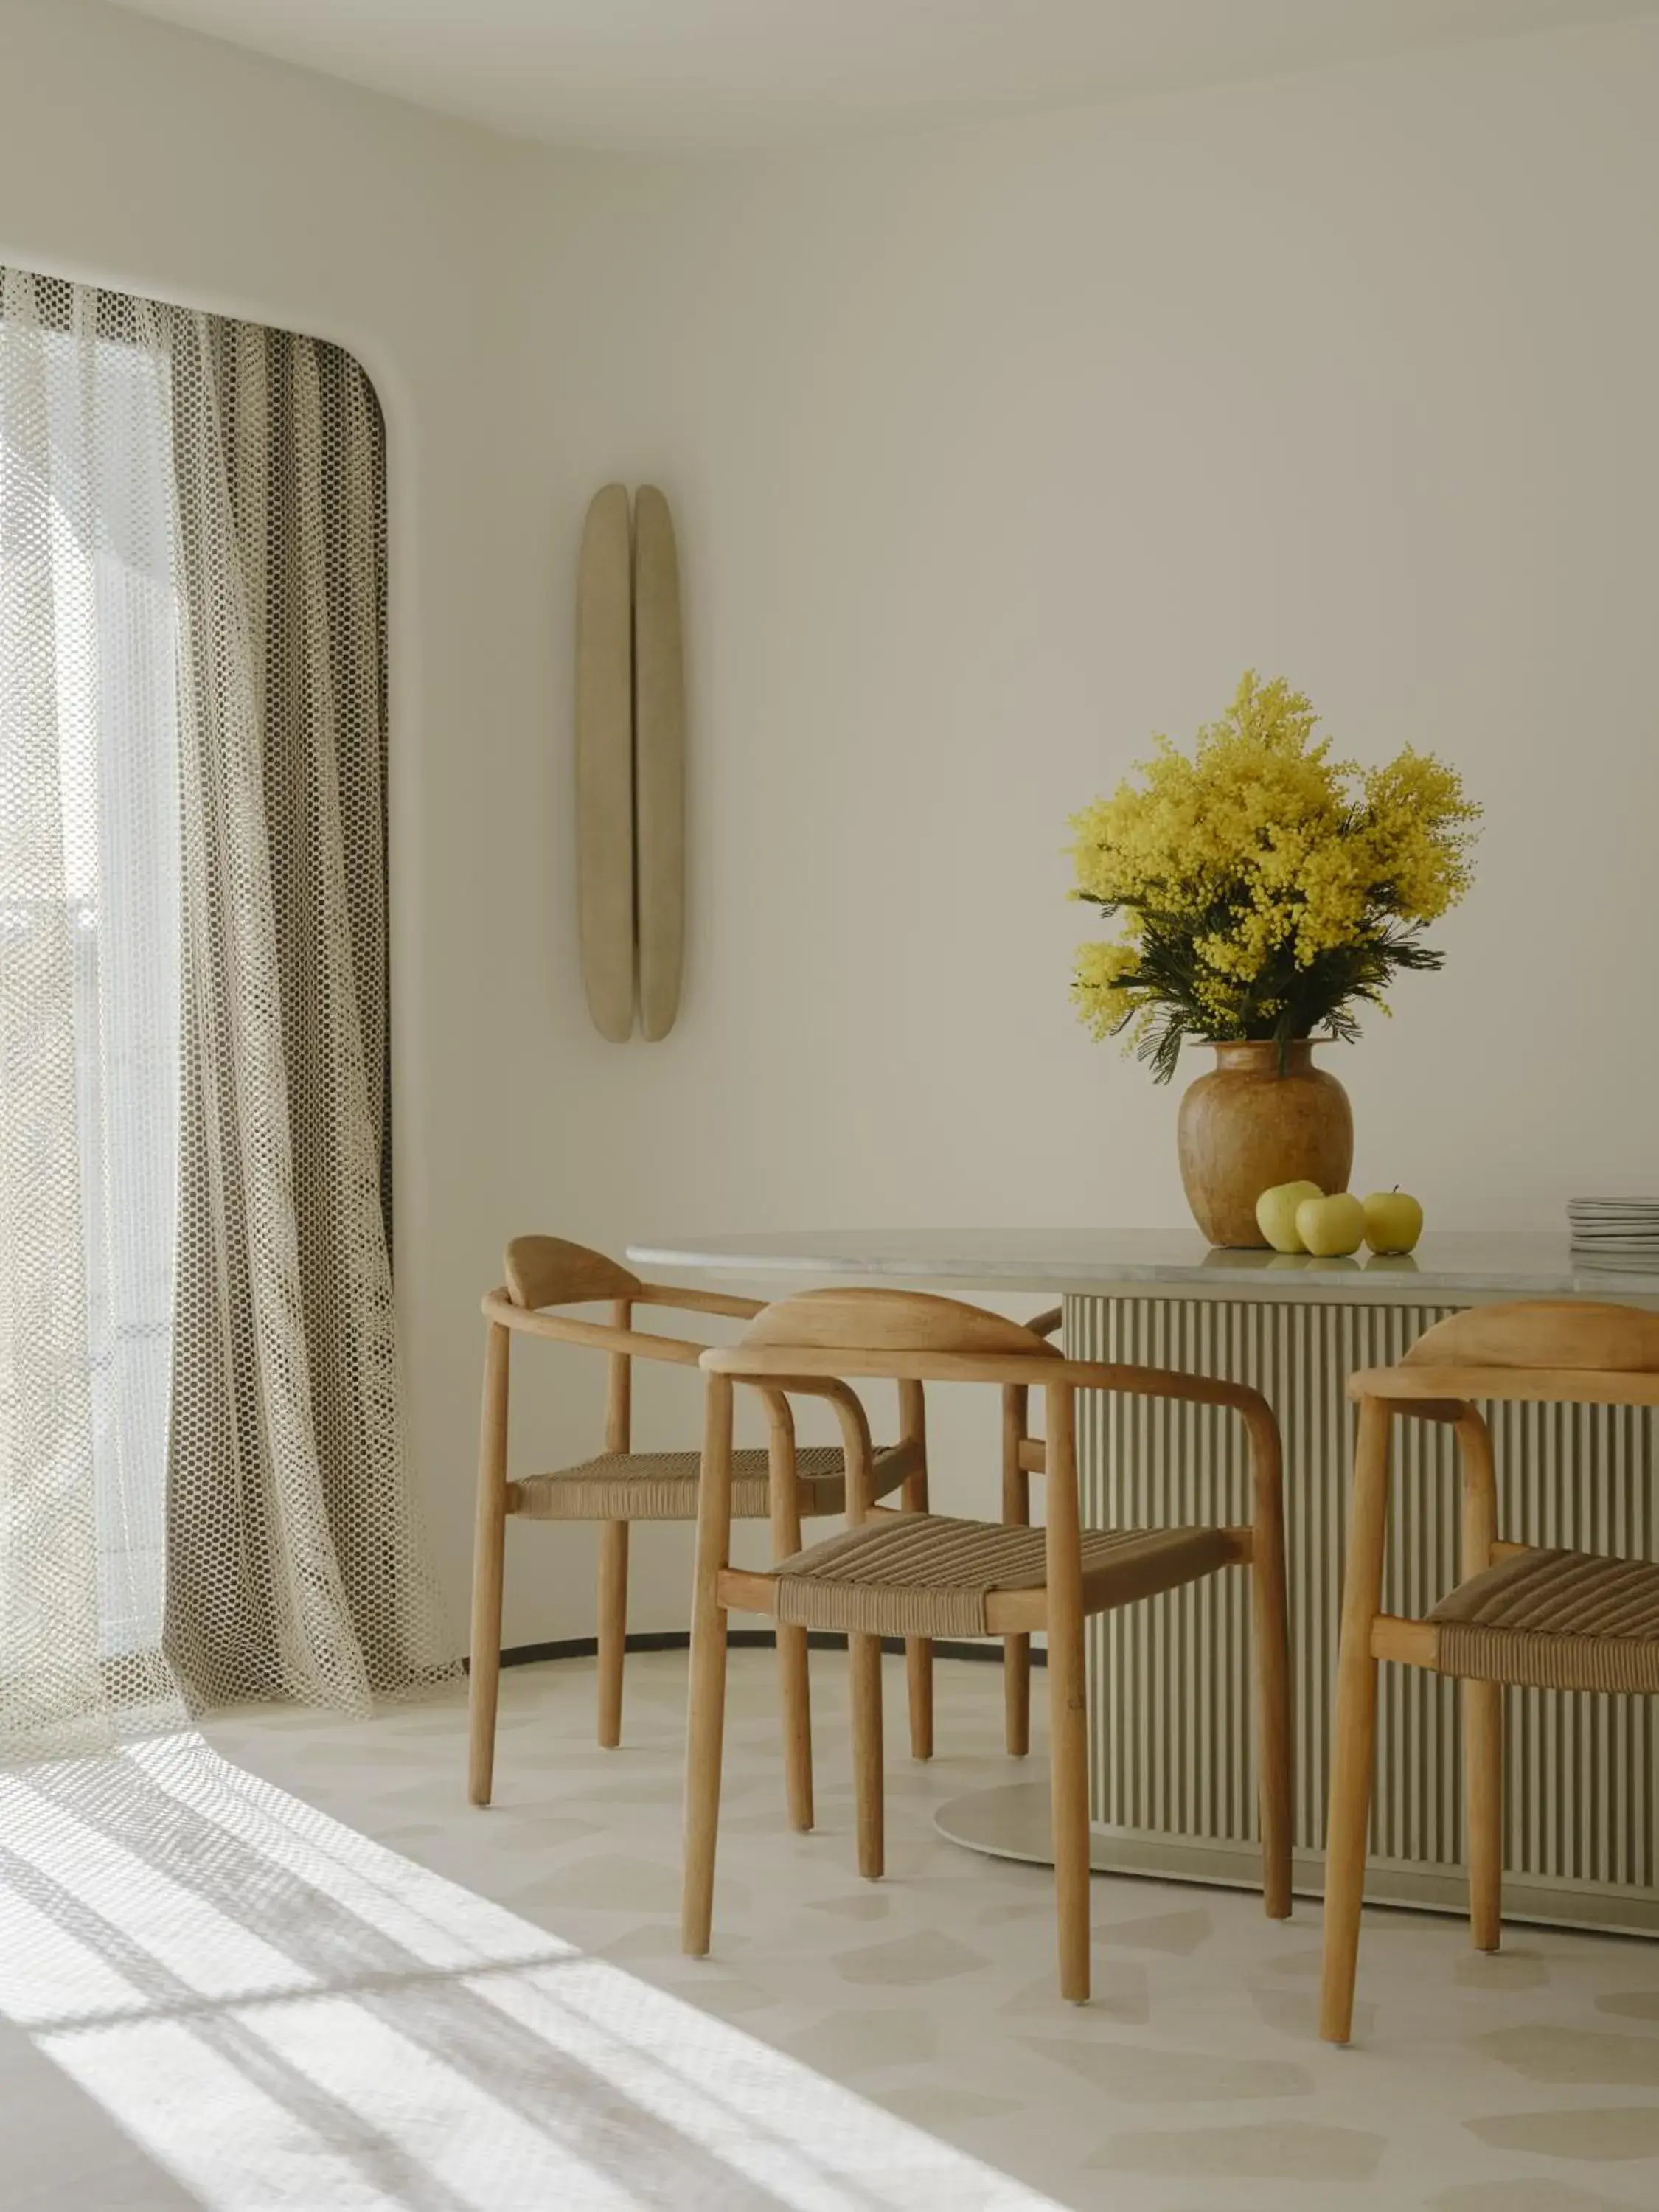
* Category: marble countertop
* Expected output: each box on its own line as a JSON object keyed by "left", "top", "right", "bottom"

{"left": 625, "top": 1227, "right": 1659, "bottom": 1304}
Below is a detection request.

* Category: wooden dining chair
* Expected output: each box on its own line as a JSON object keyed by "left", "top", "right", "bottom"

{"left": 469, "top": 1236, "right": 931, "bottom": 1821}
{"left": 681, "top": 1287, "right": 1293, "bottom": 2003}
{"left": 1321, "top": 1298, "right": 1659, "bottom": 2045}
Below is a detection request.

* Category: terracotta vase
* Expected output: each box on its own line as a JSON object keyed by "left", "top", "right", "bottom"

{"left": 1177, "top": 1038, "right": 1353, "bottom": 1248}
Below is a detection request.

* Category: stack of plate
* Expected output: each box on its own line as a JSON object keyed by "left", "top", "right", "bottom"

{"left": 1568, "top": 1198, "right": 1659, "bottom": 1268}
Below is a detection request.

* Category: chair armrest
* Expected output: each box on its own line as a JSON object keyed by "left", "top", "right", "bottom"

{"left": 633, "top": 1284, "right": 766, "bottom": 1322}
{"left": 1046, "top": 1355, "right": 1283, "bottom": 1539}
{"left": 728, "top": 1371, "right": 884, "bottom": 1516}
{"left": 481, "top": 1288, "right": 703, "bottom": 1366}
{"left": 744, "top": 1371, "right": 868, "bottom": 1421}
{"left": 1049, "top": 1356, "right": 1265, "bottom": 1420}
{"left": 1003, "top": 1309, "right": 1064, "bottom": 1458}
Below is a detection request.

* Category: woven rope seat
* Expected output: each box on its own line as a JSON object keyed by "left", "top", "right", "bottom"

{"left": 773, "top": 1512, "right": 1242, "bottom": 1640}
{"left": 1429, "top": 1547, "right": 1659, "bottom": 1695}
{"left": 512, "top": 1444, "right": 877, "bottom": 1524}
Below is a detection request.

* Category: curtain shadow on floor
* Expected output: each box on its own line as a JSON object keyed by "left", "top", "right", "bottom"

{"left": 0, "top": 1734, "right": 1058, "bottom": 2211}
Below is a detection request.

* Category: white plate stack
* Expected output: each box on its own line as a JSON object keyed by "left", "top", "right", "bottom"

{"left": 1568, "top": 1198, "right": 1659, "bottom": 1269}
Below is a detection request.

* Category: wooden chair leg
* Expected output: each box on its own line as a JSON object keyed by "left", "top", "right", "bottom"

{"left": 683, "top": 1378, "right": 734, "bottom": 1957}
{"left": 1001, "top": 1385, "right": 1032, "bottom": 1758}
{"left": 1320, "top": 1397, "right": 1393, "bottom": 2045}
{"left": 898, "top": 1382, "right": 933, "bottom": 1761}
{"left": 1045, "top": 1383, "right": 1090, "bottom": 2003}
{"left": 1048, "top": 1609, "right": 1091, "bottom": 2003}
{"left": 1457, "top": 1408, "right": 1503, "bottom": 1954}
{"left": 1004, "top": 1635, "right": 1032, "bottom": 1756}
{"left": 777, "top": 1624, "right": 815, "bottom": 1832}
{"left": 1251, "top": 1479, "right": 1294, "bottom": 1920}
{"left": 1466, "top": 1677, "right": 1503, "bottom": 1952}
{"left": 904, "top": 1638, "right": 934, "bottom": 1761}
{"left": 681, "top": 1593, "right": 729, "bottom": 1955}
{"left": 763, "top": 1391, "right": 815, "bottom": 1831}
{"left": 850, "top": 1631, "right": 886, "bottom": 1879}
{"left": 1320, "top": 1643, "right": 1380, "bottom": 2044}
{"left": 902, "top": 1486, "right": 933, "bottom": 1761}
{"left": 467, "top": 1321, "right": 509, "bottom": 1807}
{"left": 597, "top": 1521, "right": 628, "bottom": 1749}
{"left": 773, "top": 1469, "right": 814, "bottom": 1833}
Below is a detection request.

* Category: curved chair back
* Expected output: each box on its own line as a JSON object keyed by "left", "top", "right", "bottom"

{"left": 504, "top": 1234, "right": 642, "bottom": 1311}
{"left": 483, "top": 1234, "right": 766, "bottom": 1371}
{"left": 707, "top": 1284, "right": 1275, "bottom": 1431}
{"left": 1357, "top": 1298, "right": 1659, "bottom": 1410}
{"left": 703, "top": 1284, "right": 1284, "bottom": 1554}
{"left": 737, "top": 1287, "right": 1061, "bottom": 1363}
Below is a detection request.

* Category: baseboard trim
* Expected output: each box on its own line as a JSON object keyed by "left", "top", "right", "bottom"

{"left": 478, "top": 1630, "right": 1046, "bottom": 1672}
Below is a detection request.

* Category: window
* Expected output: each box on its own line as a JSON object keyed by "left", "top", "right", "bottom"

{"left": 0, "top": 315, "right": 179, "bottom": 1665}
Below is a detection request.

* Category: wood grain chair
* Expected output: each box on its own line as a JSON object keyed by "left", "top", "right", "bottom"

{"left": 681, "top": 1287, "right": 1293, "bottom": 2003}
{"left": 469, "top": 1236, "right": 931, "bottom": 1819}
{"left": 1321, "top": 1298, "right": 1659, "bottom": 2045}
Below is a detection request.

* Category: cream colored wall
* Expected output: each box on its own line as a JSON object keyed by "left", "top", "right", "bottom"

{"left": 7, "top": 0, "right": 1659, "bottom": 1648}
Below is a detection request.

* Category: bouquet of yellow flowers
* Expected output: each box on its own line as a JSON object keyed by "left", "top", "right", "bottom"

{"left": 1071, "top": 672, "right": 1480, "bottom": 1080}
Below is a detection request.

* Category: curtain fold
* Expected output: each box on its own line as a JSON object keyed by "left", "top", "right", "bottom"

{"left": 162, "top": 308, "right": 453, "bottom": 1711}
{"left": 0, "top": 265, "right": 454, "bottom": 1757}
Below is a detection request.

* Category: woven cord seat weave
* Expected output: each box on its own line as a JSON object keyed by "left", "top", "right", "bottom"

{"left": 1429, "top": 1547, "right": 1659, "bottom": 1694}
{"left": 512, "top": 1444, "right": 888, "bottom": 1523}
{"left": 772, "top": 1513, "right": 1239, "bottom": 1639}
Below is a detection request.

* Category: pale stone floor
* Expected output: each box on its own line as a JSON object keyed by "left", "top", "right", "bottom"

{"left": 6, "top": 1650, "right": 1658, "bottom": 2208}
{"left": 191, "top": 1650, "right": 1659, "bottom": 2212}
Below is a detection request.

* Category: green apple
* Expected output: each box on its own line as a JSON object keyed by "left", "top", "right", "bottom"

{"left": 1295, "top": 1192, "right": 1367, "bottom": 1258}
{"left": 1363, "top": 1188, "right": 1424, "bottom": 1256}
{"left": 1255, "top": 1180, "right": 1324, "bottom": 1253}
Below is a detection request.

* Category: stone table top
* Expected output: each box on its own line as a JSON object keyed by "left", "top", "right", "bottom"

{"left": 625, "top": 1226, "right": 1659, "bottom": 1306}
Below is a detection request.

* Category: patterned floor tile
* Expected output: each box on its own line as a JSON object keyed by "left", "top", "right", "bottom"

{"left": 195, "top": 1650, "right": 1659, "bottom": 2211}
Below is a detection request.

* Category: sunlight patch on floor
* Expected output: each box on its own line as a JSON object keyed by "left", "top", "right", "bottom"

{"left": 0, "top": 1733, "right": 1059, "bottom": 2210}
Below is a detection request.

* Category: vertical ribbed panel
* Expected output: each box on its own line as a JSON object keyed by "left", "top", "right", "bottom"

{"left": 1071, "top": 1294, "right": 1659, "bottom": 1892}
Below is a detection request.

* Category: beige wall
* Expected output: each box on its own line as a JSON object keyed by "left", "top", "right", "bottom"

{"left": 6, "top": 0, "right": 1659, "bottom": 1645}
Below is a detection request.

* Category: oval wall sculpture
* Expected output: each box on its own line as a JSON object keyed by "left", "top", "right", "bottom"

{"left": 632, "top": 486, "right": 685, "bottom": 1041}
{"left": 574, "top": 483, "right": 687, "bottom": 1042}
{"left": 576, "top": 482, "right": 636, "bottom": 1042}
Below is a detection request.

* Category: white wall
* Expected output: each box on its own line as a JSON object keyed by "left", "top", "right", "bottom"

{"left": 7, "top": 1, "right": 1659, "bottom": 1649}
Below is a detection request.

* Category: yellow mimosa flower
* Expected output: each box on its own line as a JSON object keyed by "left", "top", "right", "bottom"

{"left": 1069, "top": 672, "right": 1480, "bottom": 1080}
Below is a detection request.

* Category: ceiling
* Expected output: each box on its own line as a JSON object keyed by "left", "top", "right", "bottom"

{"left": 105, "top": 0, "right": 1659, "bottom": 152}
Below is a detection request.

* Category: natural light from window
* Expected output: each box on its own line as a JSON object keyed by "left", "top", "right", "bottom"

{"left": 0, "top": 1735, "right": 1060, "bottom": 2210}
{"left": 0, "top": 319, "right": 181, "bottom": 1667}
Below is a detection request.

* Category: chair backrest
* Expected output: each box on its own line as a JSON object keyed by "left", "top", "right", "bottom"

{"left": 1403, "top": 1299, "right": 1659, "bottom": 1375}
{"left": 705, "top": 1286, "right": 1272, "bottom": 1433}
{"left": 486, "top": 1234, "right": 765, "bottom": 1396}
{"left": 1351, "top": 1297, "right": 1659, "bottom": 1413}
{"left": 722, "top": 1287, "right": 1061, "bottom": 1377}
{"left": 504, "top": 1234, "right": 642, "bottom": 1310}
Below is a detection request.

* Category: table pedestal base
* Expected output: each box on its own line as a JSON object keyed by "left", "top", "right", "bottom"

{"left": 933, "top": 1778, "right": 1659, "bottom": 1938}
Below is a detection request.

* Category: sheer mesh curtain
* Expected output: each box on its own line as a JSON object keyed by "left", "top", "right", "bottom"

{"left": 0, "top": 276, "right": 179, "bottom": 1757}
{"left": 0, "top": 268, "right": 454, "bottom": 1759}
